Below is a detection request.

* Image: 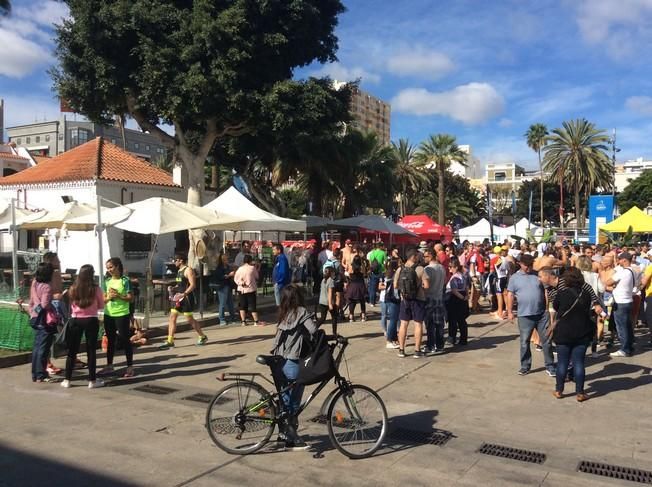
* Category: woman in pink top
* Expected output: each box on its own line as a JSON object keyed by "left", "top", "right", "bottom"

{"left": 61, "top": 264, "right": 105, "bottom": 389}
{"left": 234, "top": 255, "right": 261, "bottom": 326}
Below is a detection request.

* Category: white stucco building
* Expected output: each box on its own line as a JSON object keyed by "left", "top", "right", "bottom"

{"left": 0, "top": 137, "right": 185, "bottom": 276}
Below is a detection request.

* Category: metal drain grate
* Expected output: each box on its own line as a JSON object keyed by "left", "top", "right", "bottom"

{"left": 132, "top": 384, "right": 179, "bottom": 395}
{"left": 390, "top": 427, "right": 453, "bottom": 446}
{"left": 477, "top": 443, "right": 546, "bottom": 464}
{"left": 578, "top": 461, "right": 652, "bottom": 484}
{"left": 182, "top": 393, "right": 214, "bottom": 404}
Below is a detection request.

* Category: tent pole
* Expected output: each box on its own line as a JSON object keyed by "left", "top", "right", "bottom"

{"left": 10, "top": 199, "right": 19, "bottom": 295}
{"left": 143, "top": 234, "right": 158, "bottom": 330}
{"left": 96, "top": 193, "right": 104, "bottom": 280}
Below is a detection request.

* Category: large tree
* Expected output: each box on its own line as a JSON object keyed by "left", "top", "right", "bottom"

{"left": 514, "top": 178, "right": 575, "bottom": 226}
{"left": 0, "top": 0, "right": 10, "bottom": 16}
{"left": 524, "top": 123, "right": 548, "bottom": 228}
{"left": 543, "top": 119, "right": 611, "bottom": 229}
{"left": 52, "top": 0, "right": 345, "bottom": 210}
{"left": 414, "top": 171, "right": 484, "bottom": 225}
{"left": 416, "top": 134, "right": 467, "bottom": 224}
{"left": 617, "top": 169, "right": 652, "bottom": 213}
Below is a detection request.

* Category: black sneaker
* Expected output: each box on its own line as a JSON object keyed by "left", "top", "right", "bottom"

{"left": 413, "top": 351, "right": 424, "bottom": 359}
{"left": 535, "top": 345, "right": 543, "bottom": 352}
{"left": 284, "top": 439, "right": 310, "bottom": 451}
{"left": 517, "top": 368, "right": 530, "bottom": 376}
{"left": 425, "top": 348, "right": 437, "bottom": 356}
{"left": 397, "top": 349, "right": 406, "bottom": 358}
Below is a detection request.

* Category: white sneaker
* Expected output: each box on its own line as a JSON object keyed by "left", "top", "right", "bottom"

{"left": 609, "top": 350, "right": 629, "bottom": 358}
{"left": 88, "top": 379, "right": 105, "bottom": 389}
{"left": 386, "top": 342, "right": 398, "bottom": 349}
{"left": 60, "top": 379, "right": 71, "bottom": 388}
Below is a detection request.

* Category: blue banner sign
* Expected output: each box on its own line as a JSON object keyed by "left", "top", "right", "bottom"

{"left": 588, "top": 195, "right": 614, "bottom": 244}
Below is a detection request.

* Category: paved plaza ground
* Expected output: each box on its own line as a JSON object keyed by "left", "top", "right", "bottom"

{"left": 1, "top": 305, "right": 651, "bottom": 487}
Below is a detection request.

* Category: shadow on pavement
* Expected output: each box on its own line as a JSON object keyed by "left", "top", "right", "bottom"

{"left": 0, "top": 442, "right": 137, "bottom": 487}
{"left": 446, "top": 334, "right": 516, "bottom": 354}
{"left": 587, "top": 374, "right": 652, "bottom": 398}
{"left": 213, "top": 334, "right": 272, "bottom": 345}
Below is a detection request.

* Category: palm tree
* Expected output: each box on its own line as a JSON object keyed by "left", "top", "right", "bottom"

{"left": 416, "top": 134, "right": 467, "bottom": 224}
{"left": 525, "top": 123, "right": 548, "bottom": 226}
{"left": 543, "top": 119, "right": 611, "bottom": 229}
{"left": 389, "top": 139, "right": 429, "bottom": 216}
{"left": 414, "top": 191, "right": 476, "bottom": 224}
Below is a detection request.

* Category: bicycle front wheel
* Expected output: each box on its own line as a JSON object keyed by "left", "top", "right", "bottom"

{"left": 206, "top": 380, "right": 276, "bottom": 455}
{"left": 326, "top": 384, "right": 388, "bottom": 459}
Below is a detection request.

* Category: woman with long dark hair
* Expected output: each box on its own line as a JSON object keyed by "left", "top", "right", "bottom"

{"left": 271, "top": 284, "right": 317, "bottom": 451}
{"left": 29, "top": 262, "right": 57, "bottom": 382}
{"left": 213, "top": 251, "right": 236, "bottom": 324}
{"left": 550, "top": 267, "right": 594, "bottom": 402}
{"left": 100, "top": 257, "right": 135, "bottom": 378}
{"left": 61, "top": 264, "right": 105, "bottom": 389}
{"left": 345, "top": 254, "right": 367, "bottom": 322}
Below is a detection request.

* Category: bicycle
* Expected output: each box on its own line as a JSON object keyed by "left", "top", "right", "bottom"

{"left": 205, "top": 334, "right": 388, "bottom": 459}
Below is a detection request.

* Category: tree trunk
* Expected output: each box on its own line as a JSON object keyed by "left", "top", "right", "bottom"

{"left": 559, "top": 180, "right": 564, "bottom": 232}
{"left": 538, "top": 149, "right": 544, "bottom": 226}
{"left": 438, "top": 163, "right": 445, "bottom": 224}
{"left": 575, "top": 182, "right": 582, "bottom": 230}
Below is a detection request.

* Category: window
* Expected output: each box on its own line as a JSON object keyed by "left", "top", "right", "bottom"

{"left": 26, "top": 137, "right": 31, "bottom": 144}
{"left": 123, "top": 230, "right": 152, "bottom": 253}
{"left": 70, "top": 128, "right": 89, "bottom": 148}
{"left": 134, "top": 143, "right": 139, "bottom": 149}
{"left": 45, "top": 135, "right": 50, "bottom": 142}
{"left": 111, "top": 138, "right": 116, "bottom": 144}
{"left": 35, "top": 136, "right": 40, "bottom": 143}
{"left": 494, "top": 172, "right": 506, "bottom": 182}
{"left": 16, "top": 138, "right": 21, "bottom": 145}
{"left": 145, "top": 145, "right": 150, "bottom": 151}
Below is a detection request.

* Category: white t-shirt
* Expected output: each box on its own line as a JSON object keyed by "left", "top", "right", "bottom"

{"left": 612, "top": 266, "right": 634, "bottom": 303}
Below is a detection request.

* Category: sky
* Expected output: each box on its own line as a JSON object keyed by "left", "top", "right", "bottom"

{"left": 2, "top": 0, "right": 652, "bottom": 171}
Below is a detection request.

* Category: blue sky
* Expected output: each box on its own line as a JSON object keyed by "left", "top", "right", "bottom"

{"left": 3, "top": 0, "right": 652, "bottom": 171}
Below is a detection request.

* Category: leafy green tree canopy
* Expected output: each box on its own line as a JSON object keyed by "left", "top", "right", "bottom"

{"left": 617, "top": 169, "right": 652, "bottom": 213}
{"left": 52, "top": 0, "right": 346, "bottom": 204}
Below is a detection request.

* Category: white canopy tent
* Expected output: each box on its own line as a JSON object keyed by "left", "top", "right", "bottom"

{"left": 494, "top": 218, "right": 543, "bottom": 241}
{"left": 458, "top": 218, "right": 494, "bottom": 242}
{"left": 203, "top": 186, "right": 306, "bottom": 232}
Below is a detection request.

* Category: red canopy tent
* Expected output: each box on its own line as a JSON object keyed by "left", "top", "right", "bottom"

{"left": 397, "top": 215, "right": 453, "bottom": 243}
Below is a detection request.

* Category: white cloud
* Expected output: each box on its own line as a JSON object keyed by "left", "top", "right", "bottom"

{"left": 0, "top": 1, "right": 68, "bottom": 78}
{"left": 574, "top": 0, "right": 652, "bottom": 59}
{"left": 14, "top": 0, "right": 69, "bottom": 27}
{"left": 386, "top": 47, "right": 454, "bottom": 80}
{"left": 310, "top": 62, "right": 381, "bottom": 84}
{"left": 392, "top": 82, "right": 505, "bottom": 125}
{"left": 498, "top": 118, "right": 514, "bottom": 127}
{"left": 625, "top": 96, "right": 652, "bottom": 116}
{"left": 0, "top": 28, "right": 52, "bottom": 78}
{"left": 520, "top": 86, "right": 595, "bottom": 120}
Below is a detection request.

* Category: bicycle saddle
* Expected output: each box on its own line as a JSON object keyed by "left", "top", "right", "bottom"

{"left": 255, "top": 355, "right": 278, "bottom": 366}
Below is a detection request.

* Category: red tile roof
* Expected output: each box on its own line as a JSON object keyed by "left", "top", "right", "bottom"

{"left": 0, "top": 137, "right": 178, "bottom": 187}
{"left": 0, "top": 151, "right": 30, "bottom": 162}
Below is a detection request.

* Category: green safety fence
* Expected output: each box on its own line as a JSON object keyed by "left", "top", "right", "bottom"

{"left": 0, "top": 298, "right": 35, "bottom": 352}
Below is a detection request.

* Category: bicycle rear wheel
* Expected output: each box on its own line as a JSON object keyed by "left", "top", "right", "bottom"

{"left": 206, "top": 380, "right": 276, "bottom": 455}
{"left": 326, "top": 384, "right": 388, "bottom": 459}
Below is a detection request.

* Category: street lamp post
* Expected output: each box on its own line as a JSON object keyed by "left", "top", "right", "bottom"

{"left": 608, "top": 128, "right": 621, "bottom": 218}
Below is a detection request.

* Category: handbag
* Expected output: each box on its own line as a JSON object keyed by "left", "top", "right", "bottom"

{"left": 55, "top": 319, "right": 71, "bottom": 347}
{"left": 296, "top": 329, "right": 336, "bottom": 386}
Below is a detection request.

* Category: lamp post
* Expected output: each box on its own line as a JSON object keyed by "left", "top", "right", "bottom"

{"left": 608, "top": 128, "right": 621, "bottom": 218}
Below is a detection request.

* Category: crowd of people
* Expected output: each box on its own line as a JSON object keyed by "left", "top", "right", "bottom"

{"left": 26, "top": 236, "right": 652, "bottom": 405}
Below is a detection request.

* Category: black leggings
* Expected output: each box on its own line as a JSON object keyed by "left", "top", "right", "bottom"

{"left": 65, "top": 317, "right": 100, "bottom": 381}
{"left": 317, "top": 304, "right": 338, "bottom": 335}
{"left": 104, "top": 314, "right": 133, "bottom": 367}
{"left": 348, "top": 299, "right": 366, "bottom": 317}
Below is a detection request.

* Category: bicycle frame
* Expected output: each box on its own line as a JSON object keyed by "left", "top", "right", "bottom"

{"left": 217, "top": 336, "right": 351, "bottom": 421}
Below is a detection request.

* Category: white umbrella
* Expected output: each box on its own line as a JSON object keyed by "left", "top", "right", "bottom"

{"left": 19, "top": 201, "right": 105, "bottom": 230}
{"left": 65, "top": 197, "right": 242, "bottom": 327}
{"left": 0, "top": 206, "right": 47, "bottom": 229}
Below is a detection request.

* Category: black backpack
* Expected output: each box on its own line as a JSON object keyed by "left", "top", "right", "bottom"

{"left": 385, "top": 278, "right": 401, "bottom": 304}
{"left": 398, "top": 265, "right": 419, "bottom": 300}
{"left": 296, "top": 329, "right": 336, "bottom": 385}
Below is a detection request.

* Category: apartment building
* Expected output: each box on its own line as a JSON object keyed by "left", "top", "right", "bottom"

{"left": 6, "top": 114, "right": 168, "bottom": 162}
{"left": 333, "top": 81, "right": 391, "bottom": 146}
{"left": 615, "top": 157, "right": 652, "bottom": 192}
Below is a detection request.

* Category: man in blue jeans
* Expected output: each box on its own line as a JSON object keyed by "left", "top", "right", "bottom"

{"left": 367, "top": 241, "right": 386, "bottom": 306}
{"left": 272, "top": 244, "right": 291, "bottom": 306}
{"left": 606, "top": 251, "right": 635, "bottom": 357}
{"left": 506, "top": 254, "right": 555, "bottom": 376}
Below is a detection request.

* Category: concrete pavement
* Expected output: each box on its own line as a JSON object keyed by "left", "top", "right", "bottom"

{"left": 1, "top": 305, "right": 651, "bottom": 486}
